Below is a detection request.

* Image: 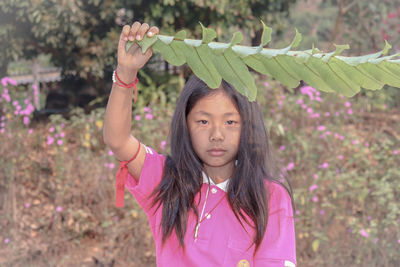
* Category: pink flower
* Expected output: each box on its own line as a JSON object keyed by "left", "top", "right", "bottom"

{"left": 307, "top": 108, "right": 313, "bottom": 114}
{"left": 320, "top": 209, "right": 325, "bottom": 215}
{"left": 325, "top": 131, "right": 331, "bottom": 135}
{"left": 57, "top": 139, "right": 63, "bottom": 146}
{"left": 324, "top": 112, "right": 330, "bottom": 117}
{"left": 286, "top": 162, "right": 295, "bottom": 171}
{"left": 317, "top": 125, "right": 326, "bottom": 131}
{"left": 313, "top": 174, "right": 318, "bottom": 180}
{"left": 1, "top": 77, "right": 17, "bottom": 86}
{"left": 47, "top": 136, "right": 54, "bottom": 145}
{"left": 347, "top": 109, "right": 353, "bottom": 115}
{"left": 145, "top": 113, "right": 153, "bottom": 120}
{"left": 319, "top": 162, "right": 329, "bottom": 169}
{"left": 4, "top": 238, "right": 10, "bottom": 244}
{"left": 49, "top": 127, "right": 54, "bottom": 132}
{"left": 109, "top": 163, "right": 115, "bottom": 169}
{"left": 398, "top": 239, "right": 400, "bottom": 244}
{"left": 388, "top": 11, "right": 397, "bottom": 19}
{"left": 345, "top": 101, "right": 351, "bottom": 107}
{"left": 134, "top": 115, "right": 141, "bottom": 121}
{"left": 335, "top": 112, "right": 339, "bottom": 117}
{"left": 160, "top": 140, "right": 167, "bottom": 150}
{"left": 394, "top": 150, "right": 399, "bottom": 155}
{"left": 264, "top": 82, "right": 270, "bottom": 88}
{"left": 339, "top": 135, "right": 344, "bottom": 140}
{"left": 364, "top": 142, "right": 369, "bottom": 147}
{"left": 25, "top": 203, "right": 31, "bottom": 208}
{"left": 56, "top": 206, "right": 63, "bottom": 212}
{"left": 279, "top": 145, "right": 286, "bottom": 151}
{"left": 296, "top": 99, "right": 303, "bottom": 105}
{"left": 312, "top": 196, "right": 318, "bottom": 202}
{"left": 315, "top": 96, "right": 322, "bottom": 102}
{"left": 278, "top": 100, "right": 283, "bottom": 106}
{"left": 337, "top": 154, "right": 343, "bottom": 160}
{"left": 300, "top": 86, "right": 316, "bottom": 101}
{"left": 60, "top": 132, "right": 65, "bottom": 138}
{"left": 309, "top": 184, "right": 318, "bottom": 192}
{"left": 301, "top": 104, "right": 307, "bottom": 109}
{"left": 108, "top": 150, "right": 114, "bottom": 156}
{"left": 352, "top": 140, "right": 359, "bottom": 145}
{"left": 360, "top": 229, "right": 369, "bottom": 237}
{"left": 143, "top": 107, "right": 152, "bottom": 113}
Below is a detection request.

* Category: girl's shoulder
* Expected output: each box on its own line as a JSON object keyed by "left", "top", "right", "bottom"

{"left": 264, "top": 179, "right": 294, "bottom": 216}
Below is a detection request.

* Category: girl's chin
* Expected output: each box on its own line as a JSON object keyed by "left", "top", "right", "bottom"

{"left": 202, "top": 159, "right": 235, "bottom": 168}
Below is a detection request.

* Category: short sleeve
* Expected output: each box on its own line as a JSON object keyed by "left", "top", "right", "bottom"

{"left": 254, "top": 181, "right": 297, "bottom": 267}
{"left": 125, "top": 145, "right": 166, "bottom": 215}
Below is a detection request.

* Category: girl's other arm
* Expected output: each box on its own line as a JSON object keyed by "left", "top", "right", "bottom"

{"left": 103, "top": 22, "right": 159, "bottom": 181}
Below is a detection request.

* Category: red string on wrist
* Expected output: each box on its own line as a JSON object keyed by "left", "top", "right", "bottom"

{"left": 113, "top": 70, "right": 139, "bottom": 102}
{"left": 115, "top": 141, "right": 141, "bottom": 207}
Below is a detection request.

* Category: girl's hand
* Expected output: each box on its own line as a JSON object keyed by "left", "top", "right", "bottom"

{"left": 117, "top": 22, "right": 159, "bottom": 83}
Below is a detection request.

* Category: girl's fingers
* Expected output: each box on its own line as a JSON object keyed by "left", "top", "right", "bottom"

{"left": 135, "top": 23, "right": 149, "bottom": 40}
{"left": 129, "top": 22, "right": 142, "bottom": 41}
{"left": 147, "top": 26, "right": 159, "bottom": 37}
{"left": 118, "top": 25, "right": 131, "bottom": 56}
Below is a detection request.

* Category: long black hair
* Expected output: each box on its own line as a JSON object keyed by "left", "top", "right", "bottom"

{"left": 150, "top": 74, "right": 295, "bottom": 253}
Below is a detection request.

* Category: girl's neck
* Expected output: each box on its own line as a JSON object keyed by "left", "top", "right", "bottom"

{"left": 203, "top": 162, "right": 234, "bottom": 184}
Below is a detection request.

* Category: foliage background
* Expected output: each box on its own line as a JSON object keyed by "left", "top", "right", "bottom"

{"left": 0, "top": 0, "right": 400, "bottom": 266}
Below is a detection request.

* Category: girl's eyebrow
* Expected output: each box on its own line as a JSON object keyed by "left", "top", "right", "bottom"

{"left": 195, "top": 111, "right": 239, "bottom": 116}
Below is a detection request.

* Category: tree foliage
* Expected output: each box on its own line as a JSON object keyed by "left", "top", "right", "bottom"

{"left": 0, "top": 0, "right": 296, "bottom": 81}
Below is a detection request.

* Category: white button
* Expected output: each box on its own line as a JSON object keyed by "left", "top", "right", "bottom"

{"left": 211, "top": 188, "right": 217, "bottom": 194}
{"left": 206, "top": 214, "right": 211, "bottom": 219}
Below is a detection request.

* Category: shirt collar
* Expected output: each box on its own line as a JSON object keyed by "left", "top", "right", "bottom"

{"left": 202, "top": 171, "right": 229, "bottom": 192}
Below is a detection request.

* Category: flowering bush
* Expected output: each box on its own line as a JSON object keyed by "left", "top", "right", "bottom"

{"left": 259, "top": 77, "right": 400, "bottom": 266}
{"left": 0, "top": 75, "right": 399, "bottom": 266}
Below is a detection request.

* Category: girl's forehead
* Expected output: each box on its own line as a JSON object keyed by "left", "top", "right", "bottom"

{"left": 191, "top": 89, "right": 239, "bottom": 114}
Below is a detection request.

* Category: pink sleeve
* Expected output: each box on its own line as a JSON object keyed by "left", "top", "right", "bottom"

{"left": 124, "top": 145, "right": 166, "bottom": 215}
{"left": 254, "top": 182, "right": 297, "bottom": 267}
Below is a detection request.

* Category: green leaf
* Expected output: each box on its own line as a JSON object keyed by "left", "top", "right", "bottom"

{"left": 200, "top": 22, "right": 217, "bottom": 44}
{"left": 130, "top": 21, "right": 400, "bottom": 101}
{"left": 211, "top": 48, "right": 257, "bottom": 100}
{"left": 260, "top": 20, "right": 272, "bottom": 46}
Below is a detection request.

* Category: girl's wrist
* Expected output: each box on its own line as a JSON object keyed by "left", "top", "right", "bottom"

{"left": 116, "top": 65, "right": 138, "bottom": 84}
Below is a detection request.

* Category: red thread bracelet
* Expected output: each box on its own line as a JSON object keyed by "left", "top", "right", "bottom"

{"left": 115, "top": 141, "right": 141, "bottom": 207}
{"left": 112, "top": 70, "right": 139, "bottom": 102}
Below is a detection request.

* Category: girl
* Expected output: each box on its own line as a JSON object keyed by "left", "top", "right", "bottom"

{"left": 104, "top": 22, "right": 296, "bottom": 267}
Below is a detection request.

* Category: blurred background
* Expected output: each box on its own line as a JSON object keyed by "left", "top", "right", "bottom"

{"left": 0, "top": 0, "right": 399, "bottom": 266}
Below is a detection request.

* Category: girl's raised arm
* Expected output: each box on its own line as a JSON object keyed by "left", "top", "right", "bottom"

{"left": 103, "top": 22, "right": 159, "bottom": 181}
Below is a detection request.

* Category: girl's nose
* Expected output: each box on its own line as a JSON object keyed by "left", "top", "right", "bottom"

{"left": 209, "top": 126, "right": 224, "bottom": 142}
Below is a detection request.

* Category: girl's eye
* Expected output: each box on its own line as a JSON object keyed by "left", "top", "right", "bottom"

{"left": 226, "top": 120, "right": 236, "bottom": 125}
{"left": 198, "top": 120, "right": 208, "bottom": 125}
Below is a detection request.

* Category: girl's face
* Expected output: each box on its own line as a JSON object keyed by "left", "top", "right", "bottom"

{"left": 187, "top": 89, "right": 241, "bottom": 178}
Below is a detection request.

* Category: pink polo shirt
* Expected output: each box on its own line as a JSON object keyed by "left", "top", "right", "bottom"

{"left": 124, "top": 145, "right": 296, "bottom": 267}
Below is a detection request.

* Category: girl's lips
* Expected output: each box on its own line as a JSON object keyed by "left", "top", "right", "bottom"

{"left": 207, "top": 149, "right": 226, "bottom": 156}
